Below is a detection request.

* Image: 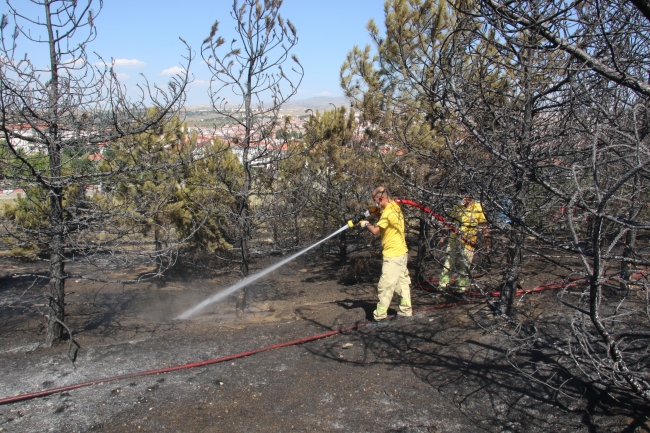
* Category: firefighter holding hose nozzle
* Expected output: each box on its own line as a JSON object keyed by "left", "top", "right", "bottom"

{"left": 358, "top": 186, "right": 412, "bottom": 327}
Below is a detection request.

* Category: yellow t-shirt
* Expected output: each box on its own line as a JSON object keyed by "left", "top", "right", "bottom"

{"left": 450, "top": 200, "right": 486, "bottom": 245}
{"left": 377, "top": 201, "right": 408, "bottom": 257}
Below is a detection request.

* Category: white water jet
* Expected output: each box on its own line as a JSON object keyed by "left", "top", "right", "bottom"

{"left": 176, "top": 225, "right": 350, "bottom": 320}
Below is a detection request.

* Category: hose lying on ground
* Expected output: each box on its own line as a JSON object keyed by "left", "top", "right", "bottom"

{"left": 2, "top": 196, "right": 646, "bottom": 405}
{"left": 5, "top": 271, "right": 644, "bottom": 406}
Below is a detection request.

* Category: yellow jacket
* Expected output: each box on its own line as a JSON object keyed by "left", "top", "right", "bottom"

{"left": 377, "top": 201, "right": 408, "bottom": 257}
{"left": 450, "top": 201, "right": 486, "bottom": 246}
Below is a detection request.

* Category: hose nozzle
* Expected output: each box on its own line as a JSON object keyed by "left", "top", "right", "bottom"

{"left": 347, "top": 210, "right": 371, "bottom": 228}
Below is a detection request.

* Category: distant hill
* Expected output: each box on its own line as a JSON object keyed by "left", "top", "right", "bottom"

{"left": 185, "top": 96, "right": 351, "bottom": 116}
{"left": 279, "top": 96, "right": 351, "bottom": 113}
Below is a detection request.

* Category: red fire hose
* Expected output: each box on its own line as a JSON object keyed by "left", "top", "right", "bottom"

{"left": 396, "top": 198, "right": 648, "bottom": 296}
{"left": 0, "top": 298, "right": 474, "bottom": 405}
{"left": 395, "top": 198, "right": 476, "bottom": 248}
{"left": 1, "top": 270, "right": 646, "bottom": 406}
{"left": 0, "top": 321, "right": 367, "bottom": 405}
{"left": 1, "top": 195, "right": 646, "bottom": 406}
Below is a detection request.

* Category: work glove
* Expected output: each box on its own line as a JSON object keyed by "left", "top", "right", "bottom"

{"left": 359, "top": 220, "right": 369, "bottom": 228}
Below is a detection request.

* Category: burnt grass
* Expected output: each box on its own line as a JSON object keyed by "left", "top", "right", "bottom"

{"left": 0, "top": 248, "right": 649, "bottom": 433}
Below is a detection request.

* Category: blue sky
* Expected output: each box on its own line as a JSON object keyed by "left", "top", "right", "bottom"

{"left": 72, "top": 0, "right": 387, "bottom": 106}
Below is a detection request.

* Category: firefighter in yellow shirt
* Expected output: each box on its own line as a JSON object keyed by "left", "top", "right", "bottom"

{"left": 439, "top": 196, "right": 490, "bottom": 296}
{"left": 359, "top": 186, "right": 411, "bottom": 325}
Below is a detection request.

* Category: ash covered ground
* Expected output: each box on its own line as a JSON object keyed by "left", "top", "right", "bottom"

{"left": 0, "top": 251, "right": 647, "bottom": 433}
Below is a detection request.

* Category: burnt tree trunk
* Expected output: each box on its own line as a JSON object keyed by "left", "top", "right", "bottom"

{"left": 46, "top": 188, "right": 66, "bottom": 345}
{"left": 500, "top": 228, "right": 523, "bottom": 316}
{"left": 44, "top": 0, "right": 64, "bottom": 346}
{"left": 415, "top": 216, "right": 427, "bottom": 284}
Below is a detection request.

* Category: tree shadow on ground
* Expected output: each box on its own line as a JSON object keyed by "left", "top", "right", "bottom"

{"left": 64, "top": 284, "right": 185, "bottom": 340}
{"left": 72, "top": 289, "right": 145, "bottom": 338}
{"left": 0, "top": 273, "right": 48, "bottom": 293}
{"left": 303, "top": 306, "right": 648, "bottom": 432}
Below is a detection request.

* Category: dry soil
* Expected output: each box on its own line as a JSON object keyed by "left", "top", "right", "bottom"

{"left": 0, "top": 250, "right": 647, "bottom": 433}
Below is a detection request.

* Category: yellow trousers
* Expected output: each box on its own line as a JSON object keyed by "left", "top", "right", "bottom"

{"left": 439, "top": 237, "right": 475, "bottom": 292}
{"left": 374, "top": 253, "right": 412, "bottom": 321}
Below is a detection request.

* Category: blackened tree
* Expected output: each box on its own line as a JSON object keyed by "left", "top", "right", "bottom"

{"left": 0, "top": 0, "right": 192, "bottom": 345}
{"left": 201, "top": 0, "right": 304, "bottom": 315}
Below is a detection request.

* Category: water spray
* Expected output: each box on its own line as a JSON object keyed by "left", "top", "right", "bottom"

{"left": 5, "top": 271, "right": 648, "bottom": 406}
{"left": 176, "top": 224, "right": 352, "bottom": 320}
{"left": 177, "top": 201, "right": 447, "bottom": 319}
